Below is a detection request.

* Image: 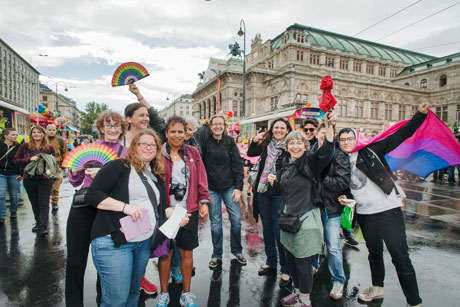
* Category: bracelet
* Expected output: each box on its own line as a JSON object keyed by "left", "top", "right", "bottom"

{"left": 138, "top": 96, "right": 144, "bottom": 102}
{"left": 122, "top": 203, "right": 127, "bottom": 213}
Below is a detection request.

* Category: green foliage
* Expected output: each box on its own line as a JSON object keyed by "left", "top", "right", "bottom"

{"left": 81, "top": 102, "right": 108, "bottom": 135}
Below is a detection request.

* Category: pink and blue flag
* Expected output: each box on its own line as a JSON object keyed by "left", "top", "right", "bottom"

{"left": 354, "top": 110, "right": 460, "bottom": 178}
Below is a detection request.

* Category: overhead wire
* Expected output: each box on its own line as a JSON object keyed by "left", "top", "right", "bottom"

{"left": 376, "top": 1, "right": 460, "bottom": 42}
{"left": 220, "top": 0, "right": 236, "bottom": 40}
{"left": 412, "top": 41, "right": 460, "bottom": 50}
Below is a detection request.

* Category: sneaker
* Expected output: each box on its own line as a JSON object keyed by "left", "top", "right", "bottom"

{"left": 344, "top": 236, "right": 359, "bottom": 246}
{"left": 52, "top": 204, "right": 59, "bottom": 212}
{"left": 171, "top": 267, "right": 183, "bottom": 284}
{"left": 139, "top": 277, "right": 157, "bottom": 295}
{"left": 292, "top": 297, "right": 312, "bottom": 307}
{"left": 209, "top": 258, "right": 222, "bottom": 269}
{"left": 280, "top": 292, "right": 299, "bottom": 306}
{"left": 155, "top": 292, "right": 170, "bottom": 307}
{"left": 358, "top": 286, "right": 384, "bottom": 302}
{"left": 180, "top": 291, "right": 198, "bottom": 307}
{"left": 235, "top": 254, "right": 247, "bottom": 265}
{"left": 10, "top": 212, "right": 17, "bottom": 219}
{"left": 329, "top": 283, "right": 344, "bottom": 300}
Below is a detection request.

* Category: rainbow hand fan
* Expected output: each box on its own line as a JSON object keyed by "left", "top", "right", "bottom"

{"left": 111, "top": 62, "right": 149, "bottom": 87}
{"left": 62, "top": 143, "right": 119, "bottom": 169}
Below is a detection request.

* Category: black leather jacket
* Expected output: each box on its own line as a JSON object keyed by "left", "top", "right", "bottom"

{"left": 320, "top": 143, "right": 351, "bottom": 218}
{"left": 356, "top": 111, "right": 427, "bottom": 195}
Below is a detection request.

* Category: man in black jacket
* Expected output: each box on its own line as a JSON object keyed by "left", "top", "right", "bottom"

{"left": 339, "top": 102, "right": 431, "bottom": 307}
{"left": 197, "top": 114, "right": 246, "bottom": 269}
{"left": 312, "top": 123, "right": 351, "bottom": 300}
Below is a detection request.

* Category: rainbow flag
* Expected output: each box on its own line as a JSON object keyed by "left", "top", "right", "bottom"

{"left": 354, "top": 110, "right": 460, "bottom": 178}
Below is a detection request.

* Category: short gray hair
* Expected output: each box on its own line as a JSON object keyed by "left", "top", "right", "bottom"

{"left": 285, "top": 130, "right": 310, "bottom": 151}
{"left": 184, "top": 116, "right": 198, "bottom": 128}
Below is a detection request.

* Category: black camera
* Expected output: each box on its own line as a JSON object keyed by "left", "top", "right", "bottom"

{"left": 169, "top": 183, "right": 187, "bottom": 201}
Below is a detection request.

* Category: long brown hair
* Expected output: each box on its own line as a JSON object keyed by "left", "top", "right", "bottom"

{"left": 28, "top": 126, "right": 50, "bottom": 151}
{"left": 125, "top": 129, "right": 165, "bottom": 178}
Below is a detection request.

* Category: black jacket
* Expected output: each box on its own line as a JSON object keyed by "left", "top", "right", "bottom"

{"left": 247, "top": 140, "right": 290, "bottom": 221}
{"left": 0, "top": 142, "right": 21, "bottom": 175}
{"left": 85, "top": 159, "right": 167, "bottom": 247}
{"left": 148, "top": 107, "right": 167, "bottom": 143}
{"left": 320, "top": 143, "right": 351, "bottom": 218}
{"left": 201, "top": 135, "right": 244, "bottom": 192}
{"left": 273, "top": 139, "right": 335, "bottom": 218}
{"left": 357, "top": 111, "right": 427, "bottom": 195}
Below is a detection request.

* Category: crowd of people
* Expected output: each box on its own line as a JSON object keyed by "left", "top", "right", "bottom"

{"left": 0, "top": 88, "right": 435, "bottom": 307}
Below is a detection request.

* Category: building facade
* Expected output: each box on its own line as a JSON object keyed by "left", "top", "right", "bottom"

{"left": 159, "top": 94, "right": 194, "bottom": 119}
{"left": 40, "top": 84, "right": 82, "bottom": 131}
{"left": 192, "top": 24, "right": 460, "bottom": 134}
{"left": 0, "top": 39, "right": 40, "bottom": 136}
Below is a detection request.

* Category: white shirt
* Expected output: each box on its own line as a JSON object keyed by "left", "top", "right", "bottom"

{"left": 349, "top": 152, "right": 405, "bottom": 215}
{"left": 127, "top": 166, "right": 159, "bottom": 242}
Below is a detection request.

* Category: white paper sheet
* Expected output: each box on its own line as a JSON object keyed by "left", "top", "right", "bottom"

{"left": 159, "top": 206, "right": 188, "bottom": 239}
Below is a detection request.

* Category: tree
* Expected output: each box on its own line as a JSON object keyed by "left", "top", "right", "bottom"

{"left": 81, "top": 102, "right": 108, "bottom": 135}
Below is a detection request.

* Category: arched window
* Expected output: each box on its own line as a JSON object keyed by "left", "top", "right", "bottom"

{"left": 420, "top": 79, "right": 427, "bottom": 88}
{"left": 439, "top": 74, "right": 447, "bottom": 87}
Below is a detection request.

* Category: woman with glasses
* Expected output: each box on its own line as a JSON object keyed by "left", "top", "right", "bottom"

{"left": 14, "top": 126, "right": 56, "bottom": 236}
{"left": 247, "top": 117, "right": 293, "bottom": 288}
{"left": 0, "top": 128, "right": 21, "bottom": 225}
{"left": 85, "top": 129, "right": 171, "bottom": 307}
{"left": 65, "top": 111, "right": 128, "bottom": 307}
{"left": 155, "top": 116, "right": 210, "bottom": 307}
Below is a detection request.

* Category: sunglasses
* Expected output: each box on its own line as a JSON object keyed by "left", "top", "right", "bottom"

{"left": 303, "top": 128, "right": 316, "bottom": 133}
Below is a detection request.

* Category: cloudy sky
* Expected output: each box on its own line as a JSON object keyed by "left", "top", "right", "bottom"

{"left": 1, "top": 0, "right": 459, "bottom": 113}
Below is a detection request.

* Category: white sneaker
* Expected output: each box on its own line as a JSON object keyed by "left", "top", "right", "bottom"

{"left": 358, "top": 286, "right": 384, "bottom": 302}
{"left": 329, "top": 283, "right": 344, "bottom": 300}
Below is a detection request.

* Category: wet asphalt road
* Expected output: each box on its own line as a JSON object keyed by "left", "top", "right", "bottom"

{"left": 1, "top": 178, "right": 460, "bottom": 307}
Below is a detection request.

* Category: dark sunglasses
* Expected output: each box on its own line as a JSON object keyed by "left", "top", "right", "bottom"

{"left": 303, "top": 128, "right": 316, "bottom": 133}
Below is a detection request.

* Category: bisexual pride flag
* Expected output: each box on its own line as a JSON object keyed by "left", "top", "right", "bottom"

{"left": 354, "top": 110, "right": 460, "bottom": 178}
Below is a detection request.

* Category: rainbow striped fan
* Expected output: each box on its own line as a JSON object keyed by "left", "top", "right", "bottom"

{"left": 111, "top": 62, "right": 149, "bottom": 87}
{"left": 62, "top": 143, "right": 119, "bottom": 169}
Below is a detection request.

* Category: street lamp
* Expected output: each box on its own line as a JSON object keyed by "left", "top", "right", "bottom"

{"left": 46, "top": 80, "right": 68, "bottom": 116}
{"left": 238, "top": 19, "right": 246, "bottom": 118}
{"left": 167, "top": 92, "right": 180, "bottom": 116}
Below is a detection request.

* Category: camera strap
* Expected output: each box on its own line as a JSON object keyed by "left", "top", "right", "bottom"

{"left": 137, "top": 171, "right": 159, "bottom": 220}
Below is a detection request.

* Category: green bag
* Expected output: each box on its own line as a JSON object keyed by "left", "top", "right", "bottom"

{"left": 340, "top": 205, "right": 354, "bottom": 231}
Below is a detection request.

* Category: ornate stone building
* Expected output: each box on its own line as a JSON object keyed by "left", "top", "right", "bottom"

{"left": 192, "top": 24, "right": 460, "bottom": 134}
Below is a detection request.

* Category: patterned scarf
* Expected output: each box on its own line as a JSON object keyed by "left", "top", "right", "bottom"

{"left": 257, "top": 138, "right": 285, "bottom": 193}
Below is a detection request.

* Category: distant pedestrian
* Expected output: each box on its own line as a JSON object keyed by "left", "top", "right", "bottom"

{"left": 14, "top": 126, "right": 56, "bottom": 236}
{"left": 0, "top": 128, "right": 21, "bottom": 225}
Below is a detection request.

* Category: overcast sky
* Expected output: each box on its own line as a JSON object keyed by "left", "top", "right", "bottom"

{"left": 1, "top": 0, "right": 459, "bottom": 113}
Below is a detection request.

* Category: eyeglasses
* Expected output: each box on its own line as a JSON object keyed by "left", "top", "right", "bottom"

{"left": 104, "top": 124, "right": 121, "bottom": 130}
{"left": 304, "top": 128, "right": 316, "bottom": 133}
{"left": 339, "top": 137, "right": 355, "bottom": 143}
{"left": 138, "top": 143, "right": 158, "bottom": 149}
{"left": 212, "top": 123, "right": 225, "bottom": 126}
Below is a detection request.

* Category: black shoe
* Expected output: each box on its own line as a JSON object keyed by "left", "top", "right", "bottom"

{"left": 279, "top": 277, "right": 292, "bottom": 288}
{"left": 235, "top": 254, "right": 247, "bottom": 265}
{"left": 52, "top": 204, "right": 59, "bottom": 212}
{"left": 0, "top": 218, "right": 4, "bottom": 225}
{"left": 32, "top": 224, "right": 40, "bottom": 232}
{"left": 209, "top": 258, "right": 222, "bottom": 269}
{"left": 344, "top": 236, "right": 359, "bottom": 246}
{"left": 258, "top": 266, "right": 277, "bottom": 276}
{"left": 10, "top": 212, "right": 17, "bottom": 219}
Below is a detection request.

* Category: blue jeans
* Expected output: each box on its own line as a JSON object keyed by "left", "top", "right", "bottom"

{"left": 313, "top": 212, "right": 346, "bottom": 284}
{"left": 91, "top": 235, "right": 151, "bottom": 307}
{"left": 209, "top": 187, "right": 243, "bottom": 258}
{"left": 257, "top": 192, "right": 289, "bottom": 274}
{"left": 0, "top": 174, "right": 20, "bottom": 219}
{"left": 171, "top": 245, "right": 181, "bottom": 269}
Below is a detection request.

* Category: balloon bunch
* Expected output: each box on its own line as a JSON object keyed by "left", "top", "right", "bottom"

{"left": 226, "top": 111, "right": 233, "bottom": 119}
{"left": 37, "top": 105, "right": 57, "bottom": 119}
{"left": 55, "top": 117, "right": 68, "bottom": 127}
{"left": 199, "top": 119, "right": 208, "bottom": 126}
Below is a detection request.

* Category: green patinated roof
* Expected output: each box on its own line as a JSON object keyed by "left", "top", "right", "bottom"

{"left": 398, "top": 51, "right": 460, "bottom": 75}
{"left": 271, "top": 24, "right": 436, "bottom": 65}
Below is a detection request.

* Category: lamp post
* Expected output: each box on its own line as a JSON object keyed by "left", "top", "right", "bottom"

{"left": 167, "top": 92, "right": 180, "bottom": 116}
{"left": 238, "top": 19, "right": 246, "bottom": 118}
{"left": 46, "top": 80, "right": 68, "bottom": 116}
